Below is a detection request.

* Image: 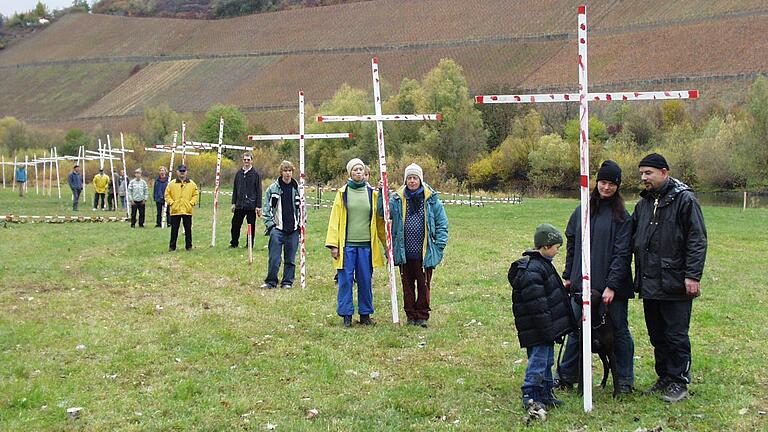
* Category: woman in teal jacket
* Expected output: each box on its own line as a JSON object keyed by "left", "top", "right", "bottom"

{"left": 379, "top": 163, "right": 448, "bottom": 327}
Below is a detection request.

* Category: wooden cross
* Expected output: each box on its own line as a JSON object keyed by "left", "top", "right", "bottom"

{"left": 248, "top": 91, "right": 353, "bottom": 290}
{"left": 317, "top": 56, "right": 442, "bottom": 324}
{"left": 474, "top": 4, "right": 699, "bottom": 412}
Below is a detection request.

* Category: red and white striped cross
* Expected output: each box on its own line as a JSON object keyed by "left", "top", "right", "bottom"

{"left": 316, "top": 56, "right": 442, "bottom": 324}
{"left": 247, "top": 91, "right": 353, "bottom": 290}
{"left": 475, "top": 4, "right": 698, "bottom": 413}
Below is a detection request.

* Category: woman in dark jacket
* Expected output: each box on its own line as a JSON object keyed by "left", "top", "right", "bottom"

{"left": 556, "top": 160, "right": 635, "bottom": 395}
{"left": 153, "top": 166, "right": 170, "bottom": 227}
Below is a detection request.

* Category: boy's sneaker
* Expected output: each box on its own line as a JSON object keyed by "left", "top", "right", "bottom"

{"left": 553, "top": 376, "right": 576, "bottom": 391}
{"left": 661, "top": 381, "right": 689, "bottom": 403}
{"left": 541, "top": 384, "right": 563, "bottom": 408}
{"left": 643, "top": 377, "right": 670, "bottom": 395}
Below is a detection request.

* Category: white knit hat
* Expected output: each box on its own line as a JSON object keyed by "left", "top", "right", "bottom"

{"left": 404, "top": 163, "right": 424, "bottom": 184}
{"left": 346, "top": 158, "right": 365, "bottom": 176}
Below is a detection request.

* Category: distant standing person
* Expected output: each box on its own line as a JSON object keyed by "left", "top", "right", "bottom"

{"left": 15, "top": 164, "right": 27, "bottom": 197}
{"left": 325, "top": 158, "right": 386, "bottom": 327}
{"left": 127, "top": 168, "right": 149, "bottom": 228}
{"left": 118, "top": 169, "right": 127, "bottom": 210}
{"left": 153, "top": 166, "right": 170, "bottom": 227}
{"left": 107, "top": 170, "right": 118, "bottom": 211}
{"left": 67, "top": 164, "right": 83, "bottom": 211}
{"left": 556, "top": 160, "right": 635, "bottom": 395}
{"left": 379, "top": 163, "right": 448, "bottom": 327}
{"left": 92, "top": 168, "right": 109, "bottom": 211}
{"left": 632, "top": 153, "right": 707, "bottom": 403}
{"left": 230, "top": 152, "right": 262, "bottom": 248}
{"left": 261, "top": 161, "right": 300, "bottom": 289}
{"left": 164, "top": 164, "right": 199, "bottom": 251}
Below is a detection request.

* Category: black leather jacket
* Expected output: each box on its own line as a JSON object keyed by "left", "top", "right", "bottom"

{"left": 631, "top": 177, "right": 707, "bottom": 301}
{"left": 232, "top": 168, "right": 262, "bottom": 210}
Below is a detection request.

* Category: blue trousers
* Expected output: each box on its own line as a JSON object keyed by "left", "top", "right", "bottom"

{"left": 265, "top": 229, "right": 299, "bottom": 287}
{"left": 337, "top": 246, "right": 373, "bottom": 317}
{"left": 558, "top": 297, "right": 635, "bottom": 385}
{"left": 524, "top": 344, "right": 554, "bottom": 389}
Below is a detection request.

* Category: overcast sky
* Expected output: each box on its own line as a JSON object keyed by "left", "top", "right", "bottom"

{"left": 1, "top": 0, "right": 78, "bottom": 18}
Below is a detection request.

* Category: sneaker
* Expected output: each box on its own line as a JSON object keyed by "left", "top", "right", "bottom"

{"left": 406, "top": 318, "right": 417, "bottom": 326}
{"left": 92, "top": 208, "right": 97, "bottom": 211}
{"left": 643, "top": 377, "right": 670, "bottom": 395}
{"left": 343, "top": 315, "right": 352, "bottom": 328}
{"left": 553, "top": 377, "right": 576, "bottom": 391}
{"left": 541, "top": 384, "right": 563, "bottom": 408}
{"left": 660, "top": 381, "right": 688, "bottom": 403}
{"left": 228, "top": 245, "right": 238, "bottom": 249}
{"left": 359, "top": 314, "right": 373, "bottom": 325}
{"left": 416, "top": 319, "right": 428, "bottom": 328}
{"left": 168, "top": 247, "right": 176, "bottom": 252}
{"left": 260, "top": 283, "right": 276, "bottom": 289}
{"left": 281, "top": 284, "right": 292, "bottom": 289}
{"left": 615, "top": 383, "right": 634, "bottom": 397}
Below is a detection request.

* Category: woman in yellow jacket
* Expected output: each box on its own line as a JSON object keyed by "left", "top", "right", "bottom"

{"left": 164, "top": 164, "right": 199, "bottom": 251}
{"left": 326, "top": 158, "right": 386, "bottom": 328}
{"left": 92, "top": 168, "right": 110, "bottom": 210}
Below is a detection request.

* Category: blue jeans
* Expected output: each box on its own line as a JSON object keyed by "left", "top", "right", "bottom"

{"left": 558, "top": 297, "right": 635, "bottom": 385}
{"left": 524, "top": 344, "right": 554, "bottom": 389}
{"left": 337, "top": 246, "right": 373, "bottom": 317}
{"left": 265, "top": 229, "right": 299, "bottom": 287}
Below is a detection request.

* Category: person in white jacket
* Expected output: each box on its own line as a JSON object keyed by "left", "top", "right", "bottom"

{"left": 127, "top": 168, "right": 149, "bottom": 228}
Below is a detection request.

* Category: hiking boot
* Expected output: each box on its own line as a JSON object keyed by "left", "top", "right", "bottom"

{"left": 553, "top": 377, "right": 576, "bottom": 391}
{"left": 541, "top": 383, "right": 563, "bottom": 408}
{"left": 615, "top": 383, "right": 634, "bottom": 397}
{"left": 643, "top": 377, "right": 670, "bottom": 395}
{"left": 342, "top": 315, "right": 352, "bottom": 328}
{"left": 661, "top": 381, "right": 689, "bottom": 403}
{"left": 359, "top": 314, "right": 373, "bottom": 326}
{"left": 521, "top": 386, "right": 546, "bottom": 411}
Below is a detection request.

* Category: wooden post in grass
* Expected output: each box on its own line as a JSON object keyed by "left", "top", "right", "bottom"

{"left": 248, "top": 91, "right": 353, "bottom": 289}
{"left": 317, "top": 56, "right": 442, "bottom": 324}
{"left": 33, "top": 153, "right": 39, "bottom": 195}
{"left": 474, "top": 4, "right": 699, "bottom": 412}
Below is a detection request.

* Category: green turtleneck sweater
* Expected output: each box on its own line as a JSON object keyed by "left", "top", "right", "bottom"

{"left": 346, "top": 181, "right": 371, "bottom": 246}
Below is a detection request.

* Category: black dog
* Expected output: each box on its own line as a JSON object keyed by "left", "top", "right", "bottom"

{"left": 576, "top": 297, "right": 619, "bottom": 396}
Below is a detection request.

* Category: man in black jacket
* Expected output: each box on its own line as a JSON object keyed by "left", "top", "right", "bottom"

{"left": 230, "top": 152, "right": 262, "bottom": 248}
{"left": 632, "top": 153, "right": 707, "bottom": 403}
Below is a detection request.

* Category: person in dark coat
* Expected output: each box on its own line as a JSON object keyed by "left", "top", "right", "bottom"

{"left": 632, "top": 153, "right": 707, "bottom": 403}
{"left": 68, "top": 164, "right": 83, "bottom": 211}
{"left": 230, "top": 152, "right": 262, "bottom": 248}
{"left": 508, "top": 224, "right": 575, "bottom": 413}
{"left": 556, "top": 160, "right": 635, "bottom": 395}
{"left": 153, "top": 166, "right": 170, "bottom": 227}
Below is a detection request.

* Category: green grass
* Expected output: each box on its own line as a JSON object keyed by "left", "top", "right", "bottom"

{"left": 1, "top": 187, "right": 767, "bottom": 431}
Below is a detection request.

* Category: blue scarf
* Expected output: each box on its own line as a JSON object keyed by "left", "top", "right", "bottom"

{"left": 404, "top": 185, "right": 424, "bottom": 215}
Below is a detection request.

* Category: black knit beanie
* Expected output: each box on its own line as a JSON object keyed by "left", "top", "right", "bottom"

{"left": 638, "top": 153, "right": 669, "bottom": 170}
{"left": 596, "top": 160, "right": 622, "bottom": 186}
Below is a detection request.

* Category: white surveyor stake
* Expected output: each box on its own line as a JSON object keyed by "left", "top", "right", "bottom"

{"left": 248, "top": 91, "right": 353, "bottom": 289}
{"left": 317, "top": 56, "right": 442, "bottom": 324}
{"left": 475, "top": 4, "right": 699, "bottom": 412}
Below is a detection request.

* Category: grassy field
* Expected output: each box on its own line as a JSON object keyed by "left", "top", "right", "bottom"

{"left": 1, "top": 187, "right": 766, "bottom": 431}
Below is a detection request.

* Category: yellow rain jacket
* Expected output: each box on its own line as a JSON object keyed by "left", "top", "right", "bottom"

{"left": 325, "top": 184, "right": 387, "bottom": 270}
{"left": 92, "top": 173, "right": 109, "bottom": 194}
{"left": 164, "top": 178, "right": 199, "bottom": 216}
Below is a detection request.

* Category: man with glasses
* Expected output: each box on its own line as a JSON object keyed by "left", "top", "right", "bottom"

{"left": 165, "top": 164, "right": 199, "bottom": 251}
{"left": 230, "top": 152, "right": 263, "bottom": 249}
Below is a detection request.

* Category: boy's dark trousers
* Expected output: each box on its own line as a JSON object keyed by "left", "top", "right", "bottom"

{"left": 169, "top": 215, "right": 193, "bottom": 250}
{"left": 72, "top": 189, "right": 81, "bottom": 211}
{"left": 155, "top": 201, "right": 170, "bottom": 227}
{"left": 399, "top": 260, "right": 433, "bottom": 321}
{"left": 230, "top": 208, "right": 256, "bottom": 247}
{"left": 93, "top": 193, "right": 105, "bottom": 209}
{"left": 130, "top": 201, "right": 146, "bottom": 227}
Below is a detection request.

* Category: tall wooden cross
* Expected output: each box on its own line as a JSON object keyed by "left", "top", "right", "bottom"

{"left": 248, "top": 91, "right": 353, "bottom": 290}
{"left": 475, "top": 4, "right": 698, "bottom": 412}
{"left": 317, "top": 56, "right": 442, "bottom": 324}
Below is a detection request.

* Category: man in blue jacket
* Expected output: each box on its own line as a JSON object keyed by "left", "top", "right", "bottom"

{"left": 379, "top": 163, "right": 449, "bottom": 327}
{"left": 68, "top": 164, "right": 83, "bottom": 211}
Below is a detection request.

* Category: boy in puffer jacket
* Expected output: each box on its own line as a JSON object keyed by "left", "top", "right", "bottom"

{"left": 508, "top": 224, "right": 575, "bottom": 415}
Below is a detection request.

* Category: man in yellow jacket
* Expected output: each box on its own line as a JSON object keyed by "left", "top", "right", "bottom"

{"left": 164, "top": 164, "right": 199, "bottom": 251}
{"left": 92, "top": 168, "right": 110, "bottom": 211}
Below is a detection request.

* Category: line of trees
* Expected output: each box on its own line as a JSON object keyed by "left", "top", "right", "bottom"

{"left": 2, "top": 61, "right": 767, "bottom": 192}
